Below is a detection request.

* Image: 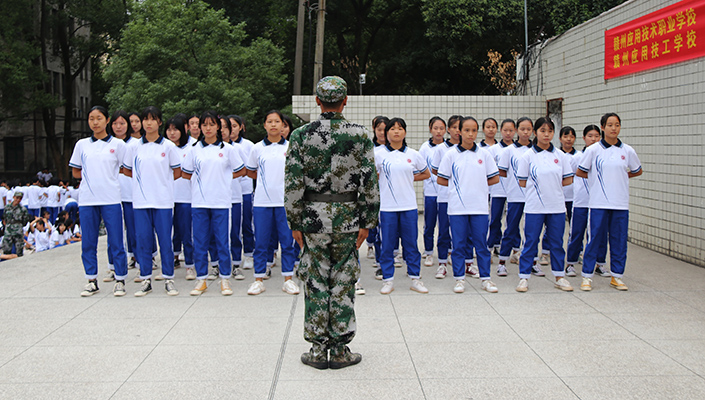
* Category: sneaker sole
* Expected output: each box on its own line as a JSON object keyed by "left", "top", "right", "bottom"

{"left": 380, "top": 288, "right": 394, "bottom": 295}
{"left": 103, "top": 277, "right": 115, "bottom": 282}
{"left": 435, "top": 274, "right": 446, "bottom": 279}
{"left": 113, "top": 292, "right": 126, "bottom": 297}
{"left": 134, "top": 290, "right": 152, "bottom": 297}
{"left": 355, "top": 290, "right": 366, "bottom": 295}
{"left": 580, "top": 286, "right": 592, "bottom": 291}
{"left": 166, "top": 291, "right": 179, "bottom": 296}
{"left": 515, "top": 286, "right": 528, "bottom": 292}
{"left": 329, "top": 359, "right": 362, "bottom": 369}
{"left": 233, "top": 276, "right": 246, "bottom": 281}
{"left": 190, "top": 290, "right": 206, "bottom": 296}
{"left": 610, "top": 284, "right": 628, "bottom": 291}
{"left": 555, "top": 284, "right": 574, "bottom": 292}
{"left": 410, "top": 287, "right": 428, "bottom": 294}
{"left": 81, "top": 291, "right": 99, "bottom": 297}
{"left": 454, "top": 288, "right": 465, "bottom": 293}
{"left": 221, "top": 291, "right": 233, "bottom": 296}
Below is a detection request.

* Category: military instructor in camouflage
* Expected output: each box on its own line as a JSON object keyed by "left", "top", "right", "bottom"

{"left": 285, "top": 76, "right": 380, "bottom": 370}
{"left": 3, "top": 192, "right": 34, "bottom": 257}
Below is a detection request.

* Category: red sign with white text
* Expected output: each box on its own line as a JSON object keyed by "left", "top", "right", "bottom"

{"left": 604, "top": 0, "right": 705, "bottom": 79}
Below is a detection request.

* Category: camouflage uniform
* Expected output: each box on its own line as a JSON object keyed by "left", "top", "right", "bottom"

{"left": 285, "top": 92, "right": 379, "bottom": 359}
{"left": 3, "top": 199, "right": 32, "bottom": 256}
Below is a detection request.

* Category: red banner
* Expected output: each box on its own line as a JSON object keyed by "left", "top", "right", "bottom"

{"left": 604, "top": 0, "right": 705, "bottom": 79}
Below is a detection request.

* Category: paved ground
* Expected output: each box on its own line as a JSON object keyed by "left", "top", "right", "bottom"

{"left": 1, "top": 221, "right": 705, "bottom": 400}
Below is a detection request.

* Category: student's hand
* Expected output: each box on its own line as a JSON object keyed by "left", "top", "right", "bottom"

{"left": 356, "top": 229, "right": 369, "bottom": 250}
{"left": 292, "top": 230, "right": 304, "bottom": 248}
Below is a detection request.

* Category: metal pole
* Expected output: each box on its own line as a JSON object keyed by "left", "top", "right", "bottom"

{"left": 293, "top": 0, "right": 305, "bottom": 95}
{"left": 312, "top": 0, "right": 326, "bottom": 93}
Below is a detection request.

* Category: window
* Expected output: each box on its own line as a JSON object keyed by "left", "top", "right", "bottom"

{"left": 4, "top": 137, "right": 25, "bottom": 172}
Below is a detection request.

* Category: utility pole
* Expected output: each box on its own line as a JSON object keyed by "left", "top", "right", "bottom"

{"left": 293, "top": 0, "right": 305, "bottom": 95}
{"left": 312, "top": 0, "right": 326, "bottom": 93}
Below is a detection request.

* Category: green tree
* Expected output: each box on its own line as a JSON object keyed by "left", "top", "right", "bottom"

{"left": 104, "top": 0, "right": 287, "bottom": 140}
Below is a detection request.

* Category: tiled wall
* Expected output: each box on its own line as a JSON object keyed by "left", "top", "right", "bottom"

{"left": 292, "top": 95, "right": 546, "bottom": 212}
{"left": 527, "top": 0, "right": 704, "bottom": 266}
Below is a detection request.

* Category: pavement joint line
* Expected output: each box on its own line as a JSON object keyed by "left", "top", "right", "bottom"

{"left": 390, "top": 296, "right": 428, "bottom": 400}
{"left": 108, "top": 295, "right": 200, "bottom": 399}
{"left": 268, "top": 294, "right": 297, "bottom": 400}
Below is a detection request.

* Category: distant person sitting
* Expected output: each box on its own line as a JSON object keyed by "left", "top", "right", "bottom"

{"left": 29, "top": 218, "right": 51, "bottom": 253}
{"left": 50, "top": 221, "right": 73, "bottom": 248}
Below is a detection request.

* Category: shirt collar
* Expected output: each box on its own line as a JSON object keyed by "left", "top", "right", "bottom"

{"left": 141, "top": 135, "right": 164, "bottom": 144}
{"left": 233, "top": 136, "right": 242, "bottom": 143}
{"left": 263, "top": 136, "right": 286, "bottom": 145}
{"left": 500, "top": 140, "right": 510, "bottom": 148}
{"left": 428, "top": 137, "right": 440, "bottom": 147}
{"left": 199, "top": 137, "right": 222, "bottom": 147}
{"left": 457, "top": 142, "right": 477, "bottom": 152}
{"left": 90, "top": 135, "right": 111, "bottom": 143}
{"left": 561, "top": 147, "right": 576, "bottom": 155}
{"left": 514, "top": 140, "right": 531, "bottom": 148}
{"left": 319, "top": 111, "right": 345, "bottom": 120}
{"left": 385, "top": 143, "right": 407, "bottom": 152}
{"left": 534, "top": 143, "right": 555, "bottom": 153}
{"left": 600, "top": 138, "right": 622, "bottom": 148}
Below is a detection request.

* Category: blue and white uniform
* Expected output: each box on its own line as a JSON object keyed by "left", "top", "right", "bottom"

{"left": 486, "top": 141, "right": 511, "bottom": 250}
{"left": 228, "top": 140, "right": 246, "bottom": 268}
{"left": 234, "top": 136, "right": 255, "bottom": 258}
{"left": 375, "top": 144, "right": 427, "bottom": 281}
{"left": 419, "top": 139, "right": 440, "bottom": 257}
{"left": 578, "top": 139, "right": 641, "bottom": 278}
{"left": 118, "top": 136, "right": 140, "bottom": 261}
{"left": 437, "top": 143, "right": 499, "bottom": 280}
{"left": 497, "top": 141, "right": 532, "bottom": 260}
{"left": 430, "top": 140, "right": 456, "bottom": 264}
{"left": 68, "top": 135, "right": 128, "bottom": 281}
{"left": 172, "top": 143, "right": 194, "bottom": 269}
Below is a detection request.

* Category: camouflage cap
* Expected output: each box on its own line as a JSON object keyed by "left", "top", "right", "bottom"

{"left": 13, "top": 191, "right": 23, "bottom": 198}
{"left": 316, "top": 76, "right": 347, "bottom": 103}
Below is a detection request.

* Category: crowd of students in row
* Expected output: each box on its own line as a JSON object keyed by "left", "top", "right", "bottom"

{"left": 365, "top": 112, "right": 642, "bottom": 294}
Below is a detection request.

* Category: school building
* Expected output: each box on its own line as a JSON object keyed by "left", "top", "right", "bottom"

{"left": 293, "top": 0, "right": 704, "bottom": 267}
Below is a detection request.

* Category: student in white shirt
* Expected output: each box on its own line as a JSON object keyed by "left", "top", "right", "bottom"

{"left": 64, "top": 194, "right": 79, "bottom": 222}
{"left": 221, "top": 116, "right": 246, "bottom": 280}
{"left": 368, "top": 116, "right": 389, "bottom": 279}
{"left": 166, "top": 117, "right": 196, "bottom": 280}
{"left": 487, "top": 119, "right": 515, "bottom": 267}
{"left": 0, "top": 181, "right": 8, "bottom": 220}
{"left": 497, "top": 117, "right": 533, "bottom": 272}
{"left": 182, "top": 110, "right": 246, "bottom": 296}
{"left": 128, "top": 112, "right": 145, "bottom": 138}
{"left": 376, "top": 118, "right": 431, "bottom": 295}
{"left": 69, "top": 106, "right": 128, "bottom": 297}
{"left": 26, "top": 181, "right": 43, "bottom": 217}
{"left": 229, "top": 115, "right": 256, "bottom": 269}
{"left": 515, "top": 117, "right": 574, "bottom": 293}
{"left": 480, "top": 117, "right": 498, "bottom": 148}
{"left": 50, "top": 221, "right": 73, "bottom": 248}
{"left": 419, "top": 117, "right": 445, "bottom": 268}
{"left": 577, "top": 113, "right": 642, "bottom": 291}
{"left": 437, "top": 116, "right": 500, "bottom": 294}
{"left": 30, "top": 218, "right": 51, "bottom": 252}
{"left": 122, "top": 106, "right": 182, "bottom": 297}
{"left": 245, "top": 110, "right": 299, "bottom": 296}
{"left": 45, "top": 178, "right": 62, "bottom": 223}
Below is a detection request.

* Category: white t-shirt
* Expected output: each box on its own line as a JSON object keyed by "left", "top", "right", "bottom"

{"left": 123, "top": 136, "right": 181, "bottom": 209}
{"left": 419, "top": 140, "right": 440, "bottom": 197}
{"left": 572, "top": 150, "right": 590, "bottom": 208}
{"left": 578, "top": 139, "right": 641, "bottom": 210}
{"left": 227, "top": 141, "right": 244, "bottom": 204}
{"left": 34, "top": 229, "right": 51, "bottom": 252}
{"left": 437, "top": 143, "right": 499, "bottom": 215}
{"left": 375, "top": 145, "right": 427, "bottom": 212}
{"left": 66, "top": 187, "right": 79, "bottom": 203}
{"left": 17, "top": 186, "right": 29, "bottom": 207}
{"left": 430, "top": 140, "right": 457, "bottom": 203}
{"left": 27, "top": 185, "right": 42, "bottom": 209}
{"left": 234, "top": 136, "right": 255, "bottom": 195}
{"left": 517, "top": 144, "right": 574, "bottom": 214}
{"left": 173, "top": 144, "right": 192, "bottom": 204}
{"left": 68, "top": 135, "right": 126, "bottom": 206}
{"left": 118, "top": 136, "right": 140, "bottom": 202}
{"left": 560, "top": 148, "right": 579, "bottom": 202}
{"left": 50, "top": 229, "right": 71, "bottom": 248}
{"left": 38, "top": 186, "right": 48, "bottom": 208}
{"left": 246, "top": 138, "right": 289, "bottom": 208}
{"left": 0, "top": 187, "right": 7, "bottom": 209}
{"left": 46, "top": 185, "right": 61, "bottom": 207}
{"left": 487, "top": 141, "right": 511, "bottom": 198}
{"left": 497, "top": 142, "right": 532, "bottom": 203}
{"left": 182, "top": 140, "right": 244, "bottom": 209}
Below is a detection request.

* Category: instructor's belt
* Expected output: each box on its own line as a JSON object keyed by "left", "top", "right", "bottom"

{"left": 303, "top": 191, "right": 357, "bottom": 202}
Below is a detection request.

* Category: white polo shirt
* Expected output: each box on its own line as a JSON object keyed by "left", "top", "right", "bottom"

{"left": 517, "top": 144, "right": 574, "bottom": 214}
{"left": 27, "top": 185, "right": 42, "bottom": 209}
{"left": 50, "top": 229, "right": 71, "bottom": 248}
{"left": 19, "top": 187, "right": 29, "bottom": 207}
{"left": 497, "top": 142, "right": 532, "bottom": 203}
{"left": 227, "top": 141, "right": 245, "bottom": 204}
{"left": 118, "top": 136, "right": 140, "bottom": 202}
{"left": 560, "top": 148, "right": 578, "bottom": 202}
{"left": 173, "top": 144, "right": 192, "bottom": 204}
{"left": 34, "top": 230, "right": 51, "bottom": 252}
{"left": 68, "top": 135, "right": 126, "bottom": 206}
{"left": 123, "top": 136, "right": 181, "bottom": 209}
{"left": 46, "top": 185, "right": 62, "bottom": 208}
{"left": 419, "top": 139, "right": 440, "bottom": 197}
{"left": 375, "top": 144, "right": 427, "bottom": 212}
{"left": 578, "top": 139, "right": 641, "bottom": 210}
{"left": 430, "top": 140, "right": 457, "bottom": 203}
{"left": 246, "top": 137, "right": 288, "bottom": 208}
{"left": 66, "top": 187, "right": 79, "bottom": 203}
{"left": 437, "top": 143, "right": 499, "bottom": 215}
{"left": 487, "top": 141, "right": 511, "bottom": 198}
{"left": 234, "top": 136, "right": 255, "bottom": 195}
{"left": 182, "top": 139, "right": 244, "bottom": 209}
{"left": 572, "top": 150, "right": 590, "bottom": 208}
{"left": 0, "top": 187, "right": 6, "bottom": 209}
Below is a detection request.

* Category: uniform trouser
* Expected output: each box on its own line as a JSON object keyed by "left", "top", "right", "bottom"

{"left": 134, "top": 208, "right": 174, "bottom": 280}
{"left": 0, "top": 209, "right": 4, "bottom": 220}
{"left": 379, "top": 210, "right": 421, "bottom": 281}
{"left": 29, "top": 208, "right": 40, "bottom": 218}
{"left": 540, "top": 201, "right": 573, "bottom": 255}
{"left": 566, "top": 207, "right": 607, "bottom": 266}
{"left": 499, "top": 202, "right": 524, "bottom": 259}
{"left": 450, "top": 214, "right": 491, "bottom": 279}
{"left": 65, "top": 202, "right": 78, "bottom": 222}
{"left": 80, "top": 204, "right": 127, "bottom": 281}
{"left": 582, "top": 209, "right": 629, "bottom": 278}
{"left": 230, "top": 202, "right": 242, "bottom": 266}
{"left": 298, "top": 232, "right": 359, "bottom": 352}
{"left": 173, "top": 202, "right": 194, "bottom": 267}
{"left": 423, "top": 196, "right": 438, "bottom": 255}
{"left": 241, "top": 193, "right": 255, "bottom": 256}
{"left": 365, "top": 225, "right": 382, "bottom": 265}
{"left": 253, "top": 206, "right": 295, "bottom": 279}
{"left": 437, "top": 202, "right": 451, "bottom": 263}
{"left": 2, "top": 234, "right": 24, "bottom": 256}
{"left": 519, "top": 213, "right": 566, "bottom": 279}
{"left": 487, "top": 196, "right": 506, "bottom": 249}
{"left": 122, "top": 202, "right": 137, "bottom": 258}
{"left": 193, "top": 208, "right": 231, "bottom": 279}
{"left": 46, "top": 207, "right": 59, "bottom": 226}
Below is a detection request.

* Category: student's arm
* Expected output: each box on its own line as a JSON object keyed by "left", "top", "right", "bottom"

{"left": 122, "top": 168, "right": 132, "bottom": 177}
{"left": 414, "top": 169, "right": 431, "bottom": 181}
{"left": 233, "top": 168, "right": 246, "bottom": 179}
{"left": 437, "top": 177, "right": 449, "bottom": 186}
{"left": 246, "top": 169, "right": 257, "bottom": 180}
{"left": 519, "top": 179, "right": 527, "bottom": 188}
{"left": 562, "top": 177, "right": 574, "bottom": 186}
{"left": 499, "top": 170, "right": 507, "bottom": 177}
{"left": 72, "top": 167, "right": 82, "bottom": 179}
{"left": 628, "top": 169, "right": 643, "bottom": 178}
{"left": 181, "top": 171, "right": 192, "bottom": 180}
{"left": 488, "top": 175, "right": 500, "bottom": 186}
{"left": 576, "top": 170, "right": 588, "bottom": 179}
{"left": 173, "top": 167, "right": 182, "bottom": 180}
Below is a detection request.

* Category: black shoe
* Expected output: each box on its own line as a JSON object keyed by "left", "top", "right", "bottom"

{"left": 128, "top": 258, "right": 136, "bottom": 269}
{"left": 374, "top": 268, "right": 383, "bottom": 280}
{"left": 328, "top": 346, "right": 362, "bottom": 369}
{"left": 174, "top": 258, "right": 181, "bottom": 269}
{"left": 301, "top": 349, "right": 328, "bottom": 370}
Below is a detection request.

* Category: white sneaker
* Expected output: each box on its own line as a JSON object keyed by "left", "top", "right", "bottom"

{"left": 80, "top": 281, "right": 100, "bottom": 297}
{"left": 242, "top": 256, "right": 254, "bottom": 270}
{"left": 497, "top": 264, "right": 508, "bottom": 276}
{"left": 233, "top": 267, "right": 245, "bottom": 280}
{"left": 394, "top": 254, "right": 403, "bottom": 268}
{"left": 435, "top": 264, "right": 447, "bottom": 279}
{"left": 482, "top": 280, "right": 499, "bottom": 293}
{"left": 178, "top": 252, "right": 185, "bottom": 261}
{"left": 221, "top": 279, "right": 234, "bottom": 296}
{"left": 355, "top": 282, "right": 365, "bottom": 295}
{"left": 113, "top": 281, "right": 126, "bottom": 297}
{"left": 539, "top": 253, "right": 550, "bottom": 265}
{"left": 466, "top": 263, "right": 479, "bottom": 279}
{"left": 207, "top": 267, "right": 219, "bottom": 280}
{"left": 509, "top": 250, "right": 520, "bottom": 264}
{"left": 410, "top": 279, "right": 429, "bottom": 294}
{"left": 453, "top": 280, "right": 465, "bottom": 293}
{"left": 185, "top": 268, "right": 196, "bottom": 280}
{"left": 152, "top": 257, "right": 159, "bottom": 270}
{"left": 565, "top": 265, "right": 577, "bottom": 277}
{"left": 366, "top": 247, "right": 374, "bottom": 259}
{"left": 554, "top": 277, "right": 573, "bottom": 292}
{"left": 282, "top": 279, "right": 300, "bottom": 295}
{"left": 423, "top": 254, "right": 434, "bottom": 267}
{"left": 189, "top": 280, "right": 208, "bottom": 296}
{"left": 580, "top": 277, "right": 593, "bottom": 291}
{"left": 516, "top": 278, "right": 529, "bottom": 292}
{"left": 380, "top": 281, "right": 394, "bottom": 295}
{"left": 103, "top": 270, "right": 115, "bottom": 282}
{"left": 247, "top": 280, "right": 266, "bottom": 295}
{"left": 263, "top": 266, "right": 272, "bottom": 280}
{"left": 531, "top": 263, "right": 545, "bottom": 276}
{"left": 165, "top": 279, "right": 179, "bottom": 296}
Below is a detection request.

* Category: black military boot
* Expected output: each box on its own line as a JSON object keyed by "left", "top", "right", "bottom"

{"left": 301, "top": 346, "right": 328, "bottom": 370}
{"left": 328, "top": 346, "right": 362, "bottom": 369}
